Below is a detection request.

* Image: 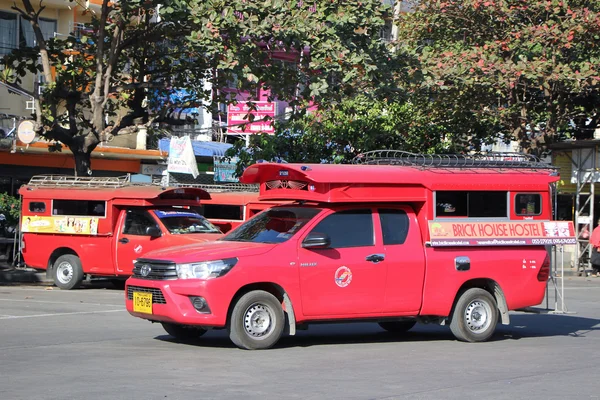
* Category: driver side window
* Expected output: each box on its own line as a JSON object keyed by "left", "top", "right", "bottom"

{"left": 309, "top": 209, "right": 374, "bottom": 248}
{"left": 123, "top": 210, "right": 159, "bottom": 236}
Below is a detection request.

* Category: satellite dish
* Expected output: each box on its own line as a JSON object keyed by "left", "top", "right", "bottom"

{"left": 17, "top": 120, "right": 36, "bottom": 144}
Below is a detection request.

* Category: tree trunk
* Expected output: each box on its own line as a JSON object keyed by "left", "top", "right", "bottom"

{"left": 72, "top": 151, "right": 93, "bottom": 177}
{"left": 69, "top": 134, "right": 100, "bottom": 177}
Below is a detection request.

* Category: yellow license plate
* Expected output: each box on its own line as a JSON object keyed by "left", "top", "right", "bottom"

{"left": 133, "top": 292, "right": 153, "bottom": 314}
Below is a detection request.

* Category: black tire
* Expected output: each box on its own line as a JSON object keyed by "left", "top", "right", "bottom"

{"left": 450, "top": 288, "right": 498, "bottom": 342}
{"left": 53, "top": 254, "right": 84, "bottom": 290}
{"left": 229, "top": 290, "right": 285, "bottom": 350}
{"left": 378, "top": 320, "right": 416, "bottom": 334}
{"left": 161, "top": 323, "right": 207, "bottom": 340}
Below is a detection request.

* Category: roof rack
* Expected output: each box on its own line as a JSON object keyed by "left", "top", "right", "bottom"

{"left": 352, "top": 150, "right": 556, "bottom": 170}
{"left": 27, "top": 175, "right": 260, "bottom": 192}
{"left": 170, "top": 182, "right": 259, "bottom": 193}
{"left": 27, "top": 175, "right": 133, "bottom": 188}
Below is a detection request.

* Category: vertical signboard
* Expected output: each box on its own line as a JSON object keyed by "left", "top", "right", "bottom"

{"left": 167, "top": 136, "right": 199, "bottom": 178}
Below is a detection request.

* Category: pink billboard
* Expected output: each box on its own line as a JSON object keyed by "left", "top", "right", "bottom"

{"left": 227, "top": 101, "right": 276, "bottom": 134}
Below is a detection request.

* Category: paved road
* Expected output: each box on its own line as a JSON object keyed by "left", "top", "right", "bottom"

{"left": 0, "top": 278, "right": 599, "bottom": 400}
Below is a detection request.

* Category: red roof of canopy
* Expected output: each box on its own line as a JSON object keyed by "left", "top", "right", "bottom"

{"left": 19, "top": 185, "right": 211, "bottom": 202}
{"left": 240, "top": 163, "right": 560, "bottom": 203}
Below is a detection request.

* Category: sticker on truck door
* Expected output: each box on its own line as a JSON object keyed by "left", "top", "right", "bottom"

{"left": 334, "top": 266, "right": 352, "bottom": 288}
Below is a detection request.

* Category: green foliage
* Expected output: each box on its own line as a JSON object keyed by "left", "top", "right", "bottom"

{"left": 396, "top": 0, "right": 600, "bottom": 155}
{"left": 0, "top": 193, "right": 21, "bottom": 227}
{"left": 186, "top": 0, "right": 396, "bottom": 111}
{"left": 226, "top": 95, "right": 465, "bottom": 175}
{"left": 1, "top": 0, "right": 396, "bottom": 176}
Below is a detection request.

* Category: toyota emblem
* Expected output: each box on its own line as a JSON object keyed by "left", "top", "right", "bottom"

{"left": 140, "top": 264, "right": 152, "bottom": 277}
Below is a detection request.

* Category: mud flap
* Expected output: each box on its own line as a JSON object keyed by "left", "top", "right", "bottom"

{"left": 283, "top": 293, "right": 296, "bottom": 336}
{"left": 491, "top": 282, "right": 510, "bottom": 325}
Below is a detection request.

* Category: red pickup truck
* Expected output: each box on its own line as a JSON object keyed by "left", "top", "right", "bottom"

{"left": 20, "top": 178, "right": 222, "bottom": 289}
{"left": 125, "top": 152, "right": 575, "bottom": 349}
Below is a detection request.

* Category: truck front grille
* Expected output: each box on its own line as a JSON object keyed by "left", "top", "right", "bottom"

{"left": 127, "top": 286, "right": 166, "bottom": 304}
{"left": 132, "top": 259, "right": 177, "bottom": 280}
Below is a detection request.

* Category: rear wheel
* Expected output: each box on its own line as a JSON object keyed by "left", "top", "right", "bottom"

{"left": 450, "top": 288, "right": 498, "bottom": 342}
{"left": 229, "top": 290, "right": 285, "bottom": 350}
{"left": 53, "top": 254, "right": 83, "bottom": 290}
{"left": 161, "top": 323, "right": 207, "bottom": 340}
{"left": 378, "top": 320, "right": 416, "bottom": 334}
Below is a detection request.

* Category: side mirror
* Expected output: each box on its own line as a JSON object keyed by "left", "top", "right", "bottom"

{"left": 145, "top": 226, "right": 162, "bottom": 238}
{"left": 302, "top": 232, "right": 331, "bottom": 249}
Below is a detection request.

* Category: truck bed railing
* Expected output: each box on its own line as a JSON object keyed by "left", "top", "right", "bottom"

{"left": 352, "top": 150, "right": 556, "bottom": 170}
{"left": 27, "top": 175, "right": 132, "bottom": 188}
{"left": 169, "top": 182, "right": 259, "bottom": 192}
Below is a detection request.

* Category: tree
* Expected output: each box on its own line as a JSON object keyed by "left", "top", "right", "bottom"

{"left": 396, "top": 0, "right": 600, "bottom": 155}
{"left": 2, "top": 0, "right": 396, "bottom": 175}
{"left": 184, "top": 0, "right": 396, "bottom": 117}
{"left": 1, "top": 0, "right": 208, "bottom": 175}
{"left": 226, "top": 95, "right": 461, "bottom": 174}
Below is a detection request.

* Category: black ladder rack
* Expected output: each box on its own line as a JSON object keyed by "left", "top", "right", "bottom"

{"left": 352, "top": 150, "right": 556, "bottom": 170}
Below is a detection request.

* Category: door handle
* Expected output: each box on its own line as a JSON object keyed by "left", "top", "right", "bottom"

{"left": 118, "top": 238, "right": 129, "bottom": 244}
{"left": 366, "top": 254, "right": 385, "bottom": 263}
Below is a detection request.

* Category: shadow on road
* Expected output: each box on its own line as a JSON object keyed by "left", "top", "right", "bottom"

{"left": 152, "top": 312, "right": 600, "bottom": 349}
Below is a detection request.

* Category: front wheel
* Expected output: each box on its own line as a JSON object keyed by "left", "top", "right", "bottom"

{"left": 161, "top": 323, "right": 207, "bottom": 340}
{"left": 53, "top": 254, "right": 84, "bottom": 290}
{"left": 450, "top": 288, "right": 498, "bottom": 342}
{"left": 229, "top": 290, "right": 285, "bottom": 350}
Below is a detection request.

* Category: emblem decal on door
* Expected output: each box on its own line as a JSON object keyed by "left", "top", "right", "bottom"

{"left": 134, "top": 245, "right": 143, "bottom": 254}
{"left": 334, "top": 266, "right": 352, "bottom": 288}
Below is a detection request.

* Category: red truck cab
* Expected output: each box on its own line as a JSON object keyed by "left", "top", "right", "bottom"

{"left": 125, "top": 152, "right": 575, "bottom": 349}
{"left": 20, "top": 176, "right": 223, "bottom": 289}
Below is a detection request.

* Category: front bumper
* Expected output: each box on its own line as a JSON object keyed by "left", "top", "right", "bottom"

{"left": 125, "top": 277, "right": 232, "bottom": 327}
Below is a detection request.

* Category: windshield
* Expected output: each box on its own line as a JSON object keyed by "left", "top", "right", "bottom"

{"left": 222, "top": 206, "right": 321, "bottom": 244}
{"left": 154, "top": 210, "right": 221, "bottom": 234}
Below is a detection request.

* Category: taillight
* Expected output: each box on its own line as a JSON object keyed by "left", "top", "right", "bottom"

{"left": 537, "top": 253, "right": 550, "bottom": 281}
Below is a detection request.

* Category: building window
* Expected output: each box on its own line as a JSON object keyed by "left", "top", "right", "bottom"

{"left": 20, "top": 17, "right": 57, "bottom": 48}
{"left": 0, "top": 12, "right": 17, "bottom": 56}
{"left": 0, "top": 11, "right": 56, "bottom": 56}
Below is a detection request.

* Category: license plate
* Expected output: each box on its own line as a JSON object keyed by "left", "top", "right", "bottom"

{"left": 133, "top": 292, "right": 153, "bottom": 314}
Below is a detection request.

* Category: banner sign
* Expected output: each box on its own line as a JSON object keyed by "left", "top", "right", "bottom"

{"left": 167, "top": 136, "right": 199, "bottom": 178}
{"left": 214, "top": 156, "right": 239, "bottom": 183}
{"left": 227, "top": 102, "right": 275, "bottom": 134}
{"left": 22, "top": 216, "right": 99, "bottom": 235}
{"left": 428, "top": 220, "right": 576, "bottom": 247}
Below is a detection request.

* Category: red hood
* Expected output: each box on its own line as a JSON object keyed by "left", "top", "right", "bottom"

{"left": 138, "top": 240, "right": 276, "bottom": 263}
{"left": 170, "top": 232, "right": 223, "bottom": 245}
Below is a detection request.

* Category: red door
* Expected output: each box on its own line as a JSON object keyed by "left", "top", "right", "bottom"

{"left": 115, "top": 209, "right": 164, "bottom": 274}
{"left": 298, "top": 208, "right": 386, "bottom": 316}
{"left": 376, "top": 207, "right": 426, "bottom": 313}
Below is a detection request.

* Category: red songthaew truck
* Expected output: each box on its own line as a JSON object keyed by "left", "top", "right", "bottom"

{"left": 19, "top": 176, "right": 223, "bottom": 289}
{"left": 125, "top": 152, "right": 575, "bottom": 349}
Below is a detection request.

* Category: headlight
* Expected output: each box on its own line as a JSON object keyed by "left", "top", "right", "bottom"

{"left": 176, "top": 258, "right": 237, "bottom": 280}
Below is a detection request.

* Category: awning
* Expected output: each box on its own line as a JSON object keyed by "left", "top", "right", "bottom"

{"left": 159, "top": 138, "right": 233, "bottom": 157}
